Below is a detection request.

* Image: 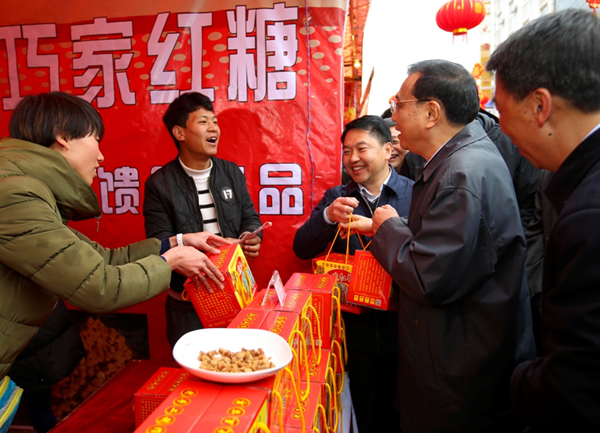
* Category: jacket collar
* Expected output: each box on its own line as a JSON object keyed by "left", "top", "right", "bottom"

{"left": 546, "top": 127, "right": 600, "bottom": 214}
{"left": 419, "top": 121, "right": 488, "bottom": 183}
{"left": 345, "top": 165, "right": 408, "bottom": 199}
{"left": 0, "top": 138, "right": 100, "bottom": 221}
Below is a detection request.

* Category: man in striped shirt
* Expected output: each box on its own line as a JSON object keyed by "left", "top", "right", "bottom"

{"left": 144, "top": 92, "right": 263, "bottom": 347}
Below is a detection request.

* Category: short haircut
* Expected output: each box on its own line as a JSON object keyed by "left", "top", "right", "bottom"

{"left": 341, "top": 115, "right": 393, "bottom": 145}
{"left": 9, "top": 92, "right": 104, "bottom": 147}
{"left": 407, "top": 59, "right": 479, "bottom": 126}
{"left": 381, "top": 107, "right": 392, "bottom": 119}
{"left": 486, "top": 9, "right": 600, "bottom": 112}
{"left": 163, "top": 92, "right": 214, "bottom": 149}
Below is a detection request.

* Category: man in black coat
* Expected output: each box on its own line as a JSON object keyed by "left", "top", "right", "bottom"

{"left": 143, "top": 92, "right": 262, "bottom": 347}
{"left": 487, "top": 9, "right": 600, "bottom": 431}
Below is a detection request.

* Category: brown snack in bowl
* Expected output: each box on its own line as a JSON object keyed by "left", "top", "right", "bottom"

{"left": 198, "top": 347, "right": 275, "bottom": 373}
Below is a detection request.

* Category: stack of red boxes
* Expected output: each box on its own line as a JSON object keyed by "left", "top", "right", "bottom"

{"left": 133, "top": 272, "right": 346, "bottom": 433}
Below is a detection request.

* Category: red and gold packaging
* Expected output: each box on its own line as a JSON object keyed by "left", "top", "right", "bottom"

{"left": 308, "top": 274, "right": 337, "bottom": 349}
{"left": 260, "top": 311, "right": 309, "bottom": 399}
{"left": 274, "top": 289, "right": 318, "bottom": 352}
{"left": 227, "top": 308, "right": 270, "bottom": 330}
{"left": 250, "top": 369, "right": 292, "bottom": 431}
{"left": 313, "top": 252, "right": 366, "bottom": 314}
{"left": 348, "top": 250, "right": 397, "bottom": 310}
{"left": 183, "top": 244, "right": 257, "bottom": 328}
{"left": 299, "top": 349, "right": 338, "bottom": 432}
{"left": 134, "top": 378, "right": 222, "bottom": 433}
{"left": 284, "top": 380, "right": 327, "bottom": 433}
{"left": 195, "top": 386, "right": 269, "bottom": 433}
{"left": 133, "top": 367, "right": 189, "bottom": 427}
{"left": 284, "top": 272, "right": 316, "bottom": 290}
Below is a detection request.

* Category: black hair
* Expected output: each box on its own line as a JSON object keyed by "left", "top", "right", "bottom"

{"left": 486, "top": 9, "right": 600, "bottom": 112}
{"left": 9, "top": 92, "right": 104, "bottom": 147}
{"left": 407, "top": 59, "right": 479, "bottom": 126}
{"left": 341, "top": 115, "right": 393, "bottom": 145}
{"left": 163, "top": 92, "right": 214, "bottom": 149}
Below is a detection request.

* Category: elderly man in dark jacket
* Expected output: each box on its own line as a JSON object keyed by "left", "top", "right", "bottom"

{"left": 401, "top": 108, "right": 540, "bottom": 231}
{"left": 346, "top": 60, "right": 535, "bottom": 433}
{"left": 487, "top": 9, "right": 600, "bottom": 431}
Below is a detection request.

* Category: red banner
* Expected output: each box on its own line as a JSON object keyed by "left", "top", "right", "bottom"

{"left": 0, "top": 0, "right": 345, "bottom": 363}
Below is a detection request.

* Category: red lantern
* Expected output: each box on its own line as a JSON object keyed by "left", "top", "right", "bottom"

{"left": 587, "top": 0, "right": 600, "bottom": 13}
{"left": 471, "top": 63, "right": 485, "bottom": 79}
{"left": 436, "top": 0, "right": 486, "bottom": 36}
{"left": 479, "top": 91, "right": 490, "bottom": 109}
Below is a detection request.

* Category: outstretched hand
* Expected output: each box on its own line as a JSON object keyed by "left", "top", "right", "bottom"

{"left": 181, "top": 232, "right": 232, "bottom": 255}
{"left": 339, "top": 205, "right": 400, "bottom": 238}
{"left": 340, "top": 214, "right": 375, "bottom": 238}
{"left": 239, "top": 233, "right": 262, "bottom": 259}
{"left": 162, "top": 246, "right": 225, "bottom": 291}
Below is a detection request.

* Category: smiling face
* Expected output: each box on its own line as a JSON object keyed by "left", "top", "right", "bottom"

{"left": 175, "top": 108, "right": 220, "bottom": 169}
{"left": 52, "top": 133, "right": 104, "bottom": 185}
{"left": 388, "top": 125, "right": 408, "bottom": 170}
{"left": 342, "top": 128, "right": 391, "bottom": 194}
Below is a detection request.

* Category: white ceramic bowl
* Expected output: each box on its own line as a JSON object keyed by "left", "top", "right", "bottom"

{"left": 172, "top": 328, "right": 293, "bottom": 383}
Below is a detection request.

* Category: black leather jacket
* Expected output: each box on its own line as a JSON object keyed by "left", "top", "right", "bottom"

{"left": 143, "top": 156, "right": 262, "bottom": 292}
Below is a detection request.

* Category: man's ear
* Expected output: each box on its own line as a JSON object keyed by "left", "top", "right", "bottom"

{"left": 532, "top": 88, "right": 552, "bottom": 127}
{"left": 425, "top": 100, "right": 441, "bottom": 128}
{"left": 383, "top": 141, "right": 392, "bottom": 160}
{"left": 172, "top": 125, "right": 185, "bottom": 142}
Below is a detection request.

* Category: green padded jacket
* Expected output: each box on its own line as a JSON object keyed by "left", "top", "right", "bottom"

{"left": 0, "top": 138, "right": 172, "bottom": 380}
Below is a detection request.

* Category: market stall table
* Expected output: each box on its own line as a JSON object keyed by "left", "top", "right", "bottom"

{"left": 50, "top": 360, "right": 173, "bottom": 433}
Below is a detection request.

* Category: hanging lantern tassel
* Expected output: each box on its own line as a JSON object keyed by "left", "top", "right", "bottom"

{"left": 587, "top": 0, "right": 600, "bottom": 14}
{"left": 436, "top": 0, "right": 486, "bottom": 42}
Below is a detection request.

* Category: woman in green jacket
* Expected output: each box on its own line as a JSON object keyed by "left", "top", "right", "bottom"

{"left": 0, "top": 92, "right": 229, "bottom": 382}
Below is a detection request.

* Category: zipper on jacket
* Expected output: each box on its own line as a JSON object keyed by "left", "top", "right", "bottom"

{"left": 96, "top": 215, "right": 101, "bottom": 232}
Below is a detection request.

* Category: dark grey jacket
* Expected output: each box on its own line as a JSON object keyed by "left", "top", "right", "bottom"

{"left": 143, "top": 156, "right": 262, "bottom": 292}
{"left": 372, "top": 121, "right": 536, "bottom": 432}
{"left": 401, "top": 109, "right": 540, "bottom": 230}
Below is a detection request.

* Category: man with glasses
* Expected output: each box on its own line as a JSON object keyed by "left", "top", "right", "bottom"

{"left": 345, "top": 60, "right": 535, "bottom": 432}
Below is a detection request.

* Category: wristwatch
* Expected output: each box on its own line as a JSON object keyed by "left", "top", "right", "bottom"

{"left": 176, "top": 233, "right": 184, "bottom": 247}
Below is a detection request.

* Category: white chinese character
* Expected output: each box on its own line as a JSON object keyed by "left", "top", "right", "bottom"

{"left": 97, "top": 167, "right": 115, "bottom": 214}
{"left": 178, "top": 13, "right": 215, "bottom": 100}
{"left": 0, "top": 25, "right": 23, "bottom": 110}
{"left": 23, "top": 24, "right": 60, "bottom": 93}
{"left": 227, "top": 6, "right": 257, "bottom": 102}
{"left": 259, "top": 163, "right": 303, "bottom": 215}
{"left": 114, "top": 166, "right": 140, "bottom": 215}
{"left": 148, "top": 13, "right": 180, "bottom": 104}
{"left": 97, "top": 166, "right": 140, "bottom": 215}
{"left": 1, "top": 24, "right": 61, "bottom": 110}
{"left": 71, "top": 18, "right": 136, "bottom": 108}
{"left": 256, "top": 3, "right": 298, "bottom": 101}
{"left": 147, "top": 12, "right": 215, "bottom": 104}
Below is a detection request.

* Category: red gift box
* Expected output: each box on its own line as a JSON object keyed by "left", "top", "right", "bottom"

{"left": 348, "top": 249, "right": 397, "bottom": 311}
{"left": 133, "top": 367, "right": 189, "bottom": 427}
{"left": 183, "top": 244, "right": 257, "bottom": 328}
